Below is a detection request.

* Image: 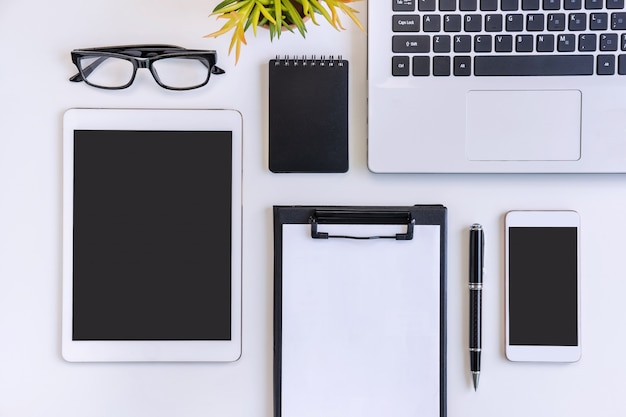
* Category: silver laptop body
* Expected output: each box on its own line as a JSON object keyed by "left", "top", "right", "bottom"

{"left": 368, "top": 0, "right": 626, "bottom": 173}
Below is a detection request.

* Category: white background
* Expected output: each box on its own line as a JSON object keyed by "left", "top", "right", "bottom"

{"left": 1, "top": 0, "right": 625, "bottom": 416}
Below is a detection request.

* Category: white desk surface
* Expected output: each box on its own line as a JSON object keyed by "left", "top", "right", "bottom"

{"left": 1, "top": 1, "right": 624, "bottom": 416}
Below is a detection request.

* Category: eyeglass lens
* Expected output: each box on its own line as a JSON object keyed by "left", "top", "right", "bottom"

{"left": 152, "top": 58, "right": 210, "bottom": 89}
{"left": 78, "top": 55, "right": 211, "bottom": 89}
{"left": 79, "top": 56, "right": 134, "bottom": 88}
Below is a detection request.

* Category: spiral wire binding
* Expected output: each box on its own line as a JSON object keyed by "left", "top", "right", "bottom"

{"left": 273, "top": 55, "right": 346, "bottom": 67}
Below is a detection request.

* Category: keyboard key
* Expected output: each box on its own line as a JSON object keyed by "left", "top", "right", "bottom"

{"left": 548, "top": 13, "right": 567, "bottom": 30}
{"left": 433, "top": 56, "right": 451, "bottom": 75}
{"left": 622, "top": 33, "right": 626, "bottom": 49}
{"left": 607, "top": 0, "right": 625, "bottom": 9}
{"left": 433, "top": 35, "right": 452, "bottom": 52}
{"left": 481, "top": 0, "right": 498, "bottom": 10}
{"left": 495, "top": 34, "right": 514, "bottom": 51}
{"left": 527, "top": 14, "right": 545, "bottom": 30}
{"left": 590, "top": 13, "right": 609, "bottom": 30}
{"left": 585, "top": 0, "right": 603, "bottom": 9}
{"left": 474, "top": 55, "right": 594, "bottom": 75}
{"left": 506, "top": 14, "right": 524, "bottom": 31}
{"left": 579, "top": 33, "right": 597, "bottom": 50}
{"left": 444, "top": 14, "right": 463, "bottom": 31}
{"left": 568, "top": 13, "right": 587, "bottom": 30}
{"left": 454, "top": 35, "right": 473, "bottom": 51}
{"left": 597, "top": 54, "right": 616, "bottom": 74}
{"left": 393, "top": 35, "right": 431, "bottom": 53}
{"left": 393, "top": 15, "right": 420, "bottom": 32}
{"left": 618, "top": 54, "right": 626, "bottom": 74}
{"left": 423, "top": 14, "right": 442, "bottom": 31}
{"left": 564, "top": 0, "right": 582, "bottom": 9}
{"left": 460, "top": 0, "right": 478, "bottom": 10}
{"left": 413, "top": 56, "right": 431, "bottom": 75}
{"left": 440, "top": 0, "right": 457, "bottom": 10}
{"left": 454, "top": 56, "right": 472, "bottom": 75}
{"left": 612, "top": 12, "right": 626, "bottom": 29}
{"left": 537, "top": 34, "right": 555, "bottom": 51}
{"left": 393, "top": 0, "right": 416, "bottom": 11}
{"left": 418, "top": 0, "right": 436, "bottom": 11}
{"left": 392, "top": 56, "right": 410, "bottom": 76}
{"left": 486, "top": 14, "right": 504, "bottom": 31}
{"left": 465, "top": 14, "right": 482, "bottom": 31}
{"left": 601, "top": 33, "right": 619, "bottom": 50}
{"left": 558, "top": 34, "right": 576, "bottom": 51}
{"left": 522, "top": 0, "right": 541, "bottom": 9}
{"left": 544, "top": 0, "right": 561, "bottom": 9}
{"left": 475, "top": 35, "right": 493, "bottom": 51}
{"left": 502, "top": 0, "right": 519, "bottom": 10}
{"left": 516, "top": 34, "right": 534, "bottom": 51}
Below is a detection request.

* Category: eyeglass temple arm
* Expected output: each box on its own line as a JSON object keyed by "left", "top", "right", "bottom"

{"left": 69, "top": 56, "right": 108, "bottom": 82}
{"left": 172, "top": 55, "right": 224, "bottom": 74}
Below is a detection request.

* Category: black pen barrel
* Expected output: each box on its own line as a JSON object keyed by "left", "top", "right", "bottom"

{"left": 469, "top": 224, "right": 484, "bottom": 378}
{"left": 469, "top": 225, "right": 483, "bottom": 285}
{"left": 469, "top": 287, "right": 482, "bottom": 370}
{"left": 470, "top": 347, "right": 481, "bottom": 373}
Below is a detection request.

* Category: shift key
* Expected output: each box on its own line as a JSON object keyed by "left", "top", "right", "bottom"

{"left": 393, "top": 35, "right": 431, "bottom": 53}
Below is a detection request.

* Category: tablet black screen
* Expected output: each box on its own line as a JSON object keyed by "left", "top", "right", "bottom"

{"left": 72, "top": 130, "right": 232, "bottom": 341}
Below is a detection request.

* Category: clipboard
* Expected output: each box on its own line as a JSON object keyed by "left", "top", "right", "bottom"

{"left": 273, "top": 205, "right": 447, "bottom": 417}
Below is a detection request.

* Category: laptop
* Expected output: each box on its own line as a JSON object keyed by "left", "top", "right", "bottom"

{"left": 368, "top": 0, "right": 626, "bottom": 173}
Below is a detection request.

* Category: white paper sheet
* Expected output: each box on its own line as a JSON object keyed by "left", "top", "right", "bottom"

{"left": 281, "top": 223, "right": 442, "bottom": 417}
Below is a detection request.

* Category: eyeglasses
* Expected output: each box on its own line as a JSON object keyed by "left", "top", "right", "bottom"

{"left": 70, "top": 44, "right": 225, "bottom": 90}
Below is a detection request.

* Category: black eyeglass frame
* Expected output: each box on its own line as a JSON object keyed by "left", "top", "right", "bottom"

{"left": 70, "top": 44, "right": 225, "bottom": 90}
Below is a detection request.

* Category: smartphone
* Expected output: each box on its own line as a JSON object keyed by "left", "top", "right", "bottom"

{"left": 505, "top": 210, "right": 581, "bottom": 362}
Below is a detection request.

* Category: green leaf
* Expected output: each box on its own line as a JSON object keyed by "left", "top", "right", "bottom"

{"left": 235, "top": 0, "right": 255, "bottom": 31}
{"left": 308, "top": 0, "right": 336, "bottom": 29}
{"left": 282, "top": 0, "right": 307, "bottom": 37}
{"left": 256, "top": 2, "right": 276, "bottom": 24}
{"left": 250, "top": 5, "right": 262, "bottom": 35}
{"left": 212, "top": 0, "right": 239, "bottom": 13}
{"left": 212, "top": 0, "right": 250, "bottom": 15}
{"left": 275, "top": 0, "right": 282, "bottom": 35}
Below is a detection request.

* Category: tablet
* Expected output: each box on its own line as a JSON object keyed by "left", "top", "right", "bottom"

{"left": 62, "top": 108, "right": 242, "bottom": 362}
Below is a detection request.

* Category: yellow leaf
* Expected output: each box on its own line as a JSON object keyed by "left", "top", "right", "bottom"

{"left": 309, "top": 0, "right": 336, "bottom": 29}
{"left": 256, "top": 2, "right": 276, "bottom": 24}
{"left": 211, "top": 0, "right": 249, "bottom": 15}
{"left": 251, "top": 5, "right": 261, "bottom": 36}
{"left": 335, "top": 2, "right": 364, "bottom": 31}
{"left": 301, "top": 0, "right": 310, "bottom": 15}
{"left": 204, "top": 14, "right": 239, "bottom": 38}
{"left": 275, "top": 0, "right": 282, "bottom": 31}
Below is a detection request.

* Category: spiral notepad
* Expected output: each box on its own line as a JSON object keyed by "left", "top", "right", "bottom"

{"left": 269, "top": 56, "right": 349, "bottom": 173}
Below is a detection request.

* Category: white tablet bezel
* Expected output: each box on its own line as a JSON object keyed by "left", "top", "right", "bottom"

{"left": 505, "top": 210, "right": 581, "bottom": 362}
{"left": 62, "top": 108, "right": 242, "bottom": 362}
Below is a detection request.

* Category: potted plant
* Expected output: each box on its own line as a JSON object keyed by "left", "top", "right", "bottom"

{"left": 205, "top": 0, "right": 364, "bottom": 63}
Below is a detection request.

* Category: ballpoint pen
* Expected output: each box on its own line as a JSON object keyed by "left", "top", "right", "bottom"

{"left": 469, "top": 223, "right": 484, "bottom": 391}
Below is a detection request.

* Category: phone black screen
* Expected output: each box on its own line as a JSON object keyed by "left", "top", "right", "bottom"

{"left": 72, "top": 130, "right": 232, "bottom": 341}
{"left": 509, "top": 227, "right": 578, "bottom": 346}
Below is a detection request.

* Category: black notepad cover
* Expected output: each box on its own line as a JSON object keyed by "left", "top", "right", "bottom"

{"left": 269, "top": 58, "right": 348, "bottom": 173}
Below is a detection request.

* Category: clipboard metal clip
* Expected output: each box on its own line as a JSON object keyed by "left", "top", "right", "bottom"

{"left": 309, "top": 210, "right": 415, "bottom": 240}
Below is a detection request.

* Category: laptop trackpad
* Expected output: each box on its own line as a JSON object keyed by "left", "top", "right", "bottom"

{"left": 466, "top": 90, "right": 581, "bottom": 161}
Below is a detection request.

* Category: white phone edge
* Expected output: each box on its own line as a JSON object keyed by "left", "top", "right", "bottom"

{"left": 504, "top": 210, "right": 581, "bottom": 363}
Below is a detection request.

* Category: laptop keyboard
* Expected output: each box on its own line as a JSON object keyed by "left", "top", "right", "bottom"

{"left": 391, "top": 0, "right": 626, "bottom": 76}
